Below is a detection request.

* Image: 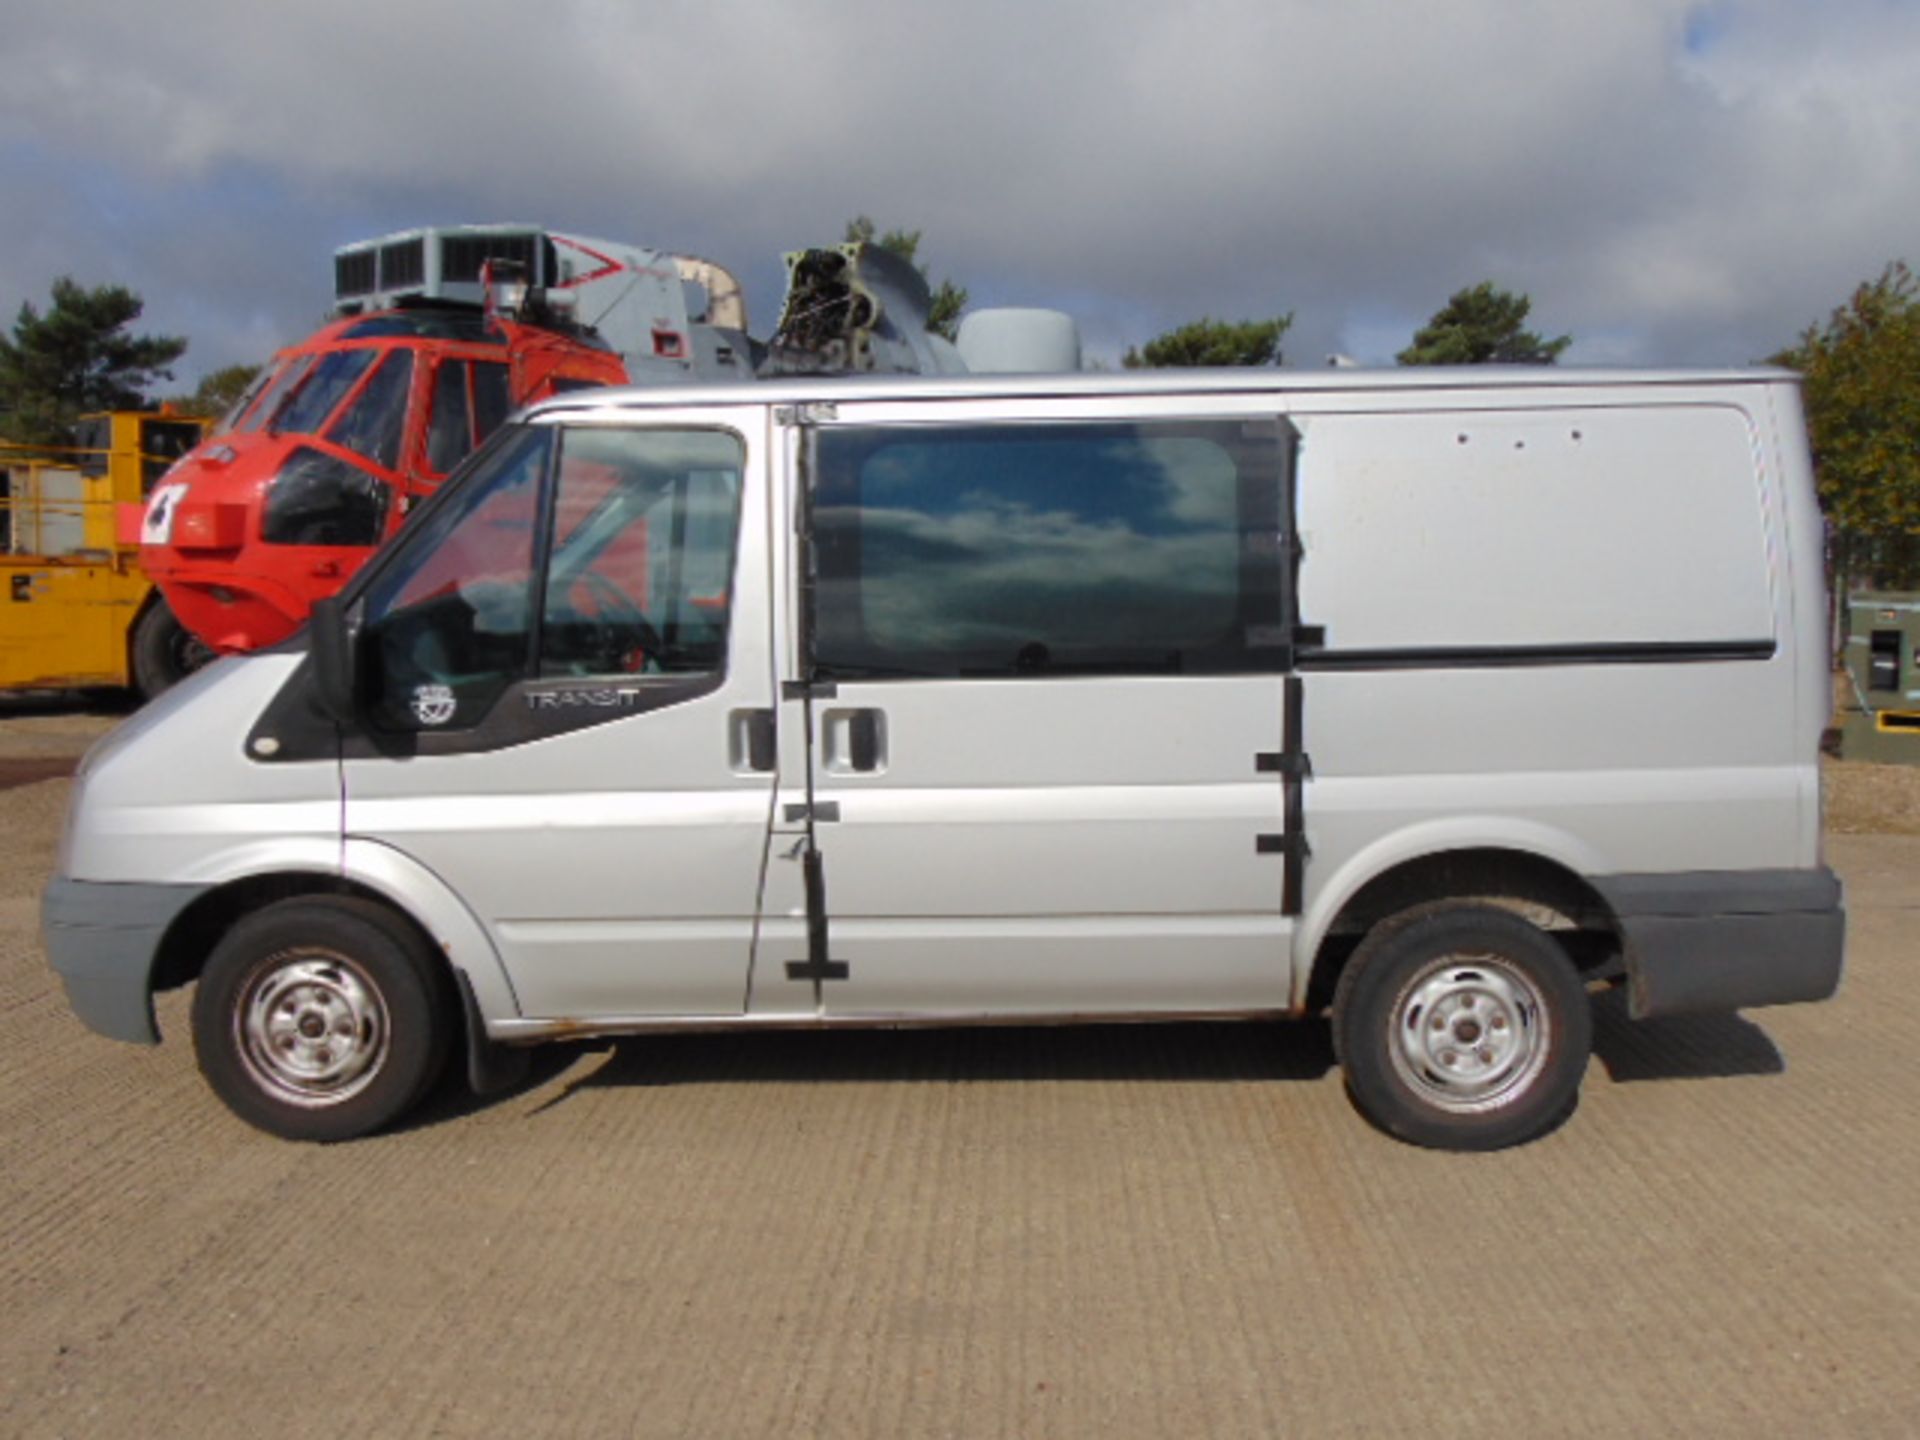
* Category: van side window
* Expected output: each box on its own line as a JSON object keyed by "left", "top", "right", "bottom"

{"left": 811, "top": 421, "right": 1287, "bottom": 678}
{"left": 539, "top": 429, "right": 744, "bottom": 677}
{"left": 361, "top": 426, "right": 549, "bottom": 731}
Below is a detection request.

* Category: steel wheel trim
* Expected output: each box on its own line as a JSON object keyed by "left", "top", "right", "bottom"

{"left": 1387, "top": 952, "right": 1552, "bottom": 1115}
{"left": 235, "top": 954, "right": 391, "bottom": 1108}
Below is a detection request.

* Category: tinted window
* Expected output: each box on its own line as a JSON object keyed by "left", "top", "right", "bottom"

{"left": 473, "top": 362, "right": 511, "bottom": 442}
{"left": 539, "top": 429, "right": 744, "bottom": 677}
{"left": 325, "top": 351, "right": 413, "bottom": 470}
{"left": 427, "top": 361, "right": 472, "bottom": 474}
{"left": 235, "top": 355, "right": 313, "bottom": 434}
{"left": 261, "top": 447, "right": 391, "bottom": 546}
{"left": 271, "top": 349, "right": 378, "bottom": 437}
{"left": 812, "top": 421, "right": 1286, "bottom": 678}
{"left": 362, "top": 427, "right": 548, "bottom": 730}
{"left": 139, "top": 419, "right": 206, "bottom": 491}
{"left": 341, "top": 312, "right": 501, "bottom": 343}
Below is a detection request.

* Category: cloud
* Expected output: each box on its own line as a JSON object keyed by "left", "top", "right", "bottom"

{"left": 2, "top": 0, "right": 1916, "bottom": 377}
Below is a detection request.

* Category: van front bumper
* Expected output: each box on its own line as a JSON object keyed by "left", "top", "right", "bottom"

{"left": 1595, "top": 867, "right": 1846, "bottom": 1020}
{"left": 41, "top": 878, "right": 210, "bottom": 1044}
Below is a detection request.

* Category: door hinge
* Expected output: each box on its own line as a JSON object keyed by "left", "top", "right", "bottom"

{"left": 782, "top": 801, "right": 841, "bottom": 824}
{"left": 785, "top": 957, "right": 851, "bottom": 982}
{"left": 1256, "top": 832, "right": 1311, "bottom": 858}
{"left": 1256, "top": 752, "right": 1313, "bottom": 777}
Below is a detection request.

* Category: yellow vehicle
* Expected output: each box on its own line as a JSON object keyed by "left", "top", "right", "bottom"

{"left": 2, "top": 411, "right": 209, "bottom": 699}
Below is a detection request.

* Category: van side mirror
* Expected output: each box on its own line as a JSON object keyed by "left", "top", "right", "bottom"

{"left": 309, "top": 595, "right": 361, "bottom": 723}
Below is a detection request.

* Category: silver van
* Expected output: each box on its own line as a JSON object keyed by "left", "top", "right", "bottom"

{"left": 43, "top": 368, "right": 1845, "bottom": 1149}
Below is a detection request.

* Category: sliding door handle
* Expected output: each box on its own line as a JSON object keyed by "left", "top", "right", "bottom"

{"left": 822, "top": 707, "right": 886, "bottom": 774}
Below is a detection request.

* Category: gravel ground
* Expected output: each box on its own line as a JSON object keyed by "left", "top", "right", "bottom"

{"left": 4, "top": 697, "right": 1918, "bottom": 1438}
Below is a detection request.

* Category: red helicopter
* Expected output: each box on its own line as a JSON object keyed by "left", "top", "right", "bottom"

{"left": 142, "top": 225, "right": 751, "bottom": 654}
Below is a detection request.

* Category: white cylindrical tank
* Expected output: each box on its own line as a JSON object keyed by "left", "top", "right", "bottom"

{"left": 955, "top": 308, "right": 1083, "bottom": 373}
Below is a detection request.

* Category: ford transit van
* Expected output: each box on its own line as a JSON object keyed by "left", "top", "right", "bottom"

{"left": 43, "top": 367, "right": 1845, "bottom": 1148}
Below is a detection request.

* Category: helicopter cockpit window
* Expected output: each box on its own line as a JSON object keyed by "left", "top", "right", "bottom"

{"left": 261, "top": 447, "right": 393, "bottom": 547}
{"left": 325, "top": 351, "right": 414, "bottom": 471}
{"left": 269, "top": 348, "right": 378, "bottom": 437}
{"left": 427, "top": 362, "right": 470, "bottom": 474}
{"left": 232, "top": 355, "right": 313, "bottom": 433}
{"left": 473, "top": 363, "right": 510, "bottom": 442}
{"left": 427, "top": 360, "right": 506, "bottom": 475}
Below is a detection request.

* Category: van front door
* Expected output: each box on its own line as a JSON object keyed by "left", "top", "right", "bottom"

{"left": 760, "top": 408, "right": 1300, "bottom": 1018}
{"left": 341, "top": 409, "right": 777, "bottom": 1020}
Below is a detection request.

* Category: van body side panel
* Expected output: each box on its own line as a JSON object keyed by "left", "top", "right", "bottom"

{"left": 1289, "top": 395, "right": 1808, "bottom": 1000}
{"left": 56, "top": 653, "right": 341, "bottom": 886}
{"left": 1763, "top": 383, "right": 1831, "bottom": 864}
{"left": 779, "top": 678, "right": 1291, "bottom": 1015}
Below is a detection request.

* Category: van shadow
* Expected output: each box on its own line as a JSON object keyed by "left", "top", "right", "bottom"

{"left": 1587, "top": 988, "right": 1785, "bottom": 1082}
{"left": 587, "top": 1019, "right": 1338, "bottom": 1089}
{"left": 405, "top": 994, "right": 1782, "bottom": 1131}
{"left": 410, "top": 1019, "right": 1341, "bottom": 1128}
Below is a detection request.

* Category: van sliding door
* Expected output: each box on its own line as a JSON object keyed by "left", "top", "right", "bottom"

{"left": 758, "top": 406, "right": 1302, "bottom": 1018}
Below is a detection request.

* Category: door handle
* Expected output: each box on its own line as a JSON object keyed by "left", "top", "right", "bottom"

{"left": 822, "top": 707, "right": 886, "bottom": 774}
{"left": 728, "top": 708, "right": 776, "bottom": 773}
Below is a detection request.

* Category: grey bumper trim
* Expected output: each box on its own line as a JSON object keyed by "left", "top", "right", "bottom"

{"left": 1593, "top": 867, "right": 1846, "bottom": 1020}
{"left": 41, "top": 879, "right": 212, "bottom": 1045}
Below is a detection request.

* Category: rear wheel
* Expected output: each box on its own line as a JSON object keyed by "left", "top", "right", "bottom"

{"left": 191, "top": 897, "right": 453, "bottom": 1141}
{"left": 130, "top": 599, "right": 212, "bottom": 700}
{"left": 1333, "top": 904, "right": 1592, "bottom": 1151}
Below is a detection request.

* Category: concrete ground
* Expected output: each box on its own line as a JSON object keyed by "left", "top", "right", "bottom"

{"left": 3, "top": 700, "right": 1917, "bottom": 1438}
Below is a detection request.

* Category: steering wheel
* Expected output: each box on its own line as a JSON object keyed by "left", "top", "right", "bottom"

{"left": 577, "top": 572, "right": 664, "bottom": 673}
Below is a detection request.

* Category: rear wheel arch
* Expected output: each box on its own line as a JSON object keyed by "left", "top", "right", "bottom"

{"left": 1302, "top": 846, "right": 1622, "bottom": 1014}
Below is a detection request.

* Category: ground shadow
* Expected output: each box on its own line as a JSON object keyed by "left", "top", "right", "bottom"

{"left": 399, "top": 991, "right": 1783, "bottom": 1136}
{"left": 1588, "top": 987, "right": 1785, "bottom": 1082}
{"left": 582, "top": 1018, "right": 1336, "bottom": 1090}
{"left": 0, "top": 689, "right": 140, "bottom": 720}
{"left": 404, "top": 1018, "right": 1341, "bottom": 1130}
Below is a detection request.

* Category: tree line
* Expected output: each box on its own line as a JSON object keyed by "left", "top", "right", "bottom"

{"left": 2, "top": 233, "right": 1914, "bottom": 587}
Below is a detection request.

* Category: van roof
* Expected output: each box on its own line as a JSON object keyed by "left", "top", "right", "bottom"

{"left": 528, "top": 364, "right": 1797, "bottom": 418}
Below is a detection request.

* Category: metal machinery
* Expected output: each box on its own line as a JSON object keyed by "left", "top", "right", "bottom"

{"left": 1837, "top": 591, "right": 1920, "bottom": 762}
{"left": 2, "top": 412, "right": 210, "bottom": 698}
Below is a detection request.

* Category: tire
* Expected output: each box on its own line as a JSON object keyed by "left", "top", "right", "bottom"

{"left": 191, "top": 897, "right": 453, "bottom": 1142}
{"left": 130, "top": 599, "right": 212, "bottom": 701}
{"left": 1332, "top": 904, "right": 1593, "bottom": 1151}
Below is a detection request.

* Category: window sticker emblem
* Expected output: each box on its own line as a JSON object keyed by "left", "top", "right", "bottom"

{"left": 411, "top": 684, "right": 457, "bottom": 727}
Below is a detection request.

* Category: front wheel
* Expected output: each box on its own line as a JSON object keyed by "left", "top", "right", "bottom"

{"left": 191, "top": 897, "right": 453, "bottom": 1141}
{"left": 1333, "top": 904, "right": 1593, "bottom": 1151}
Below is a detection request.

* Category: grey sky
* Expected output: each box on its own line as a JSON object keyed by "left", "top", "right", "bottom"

{"left": 2, "top": 0, "right": 1915, "bottom": 382}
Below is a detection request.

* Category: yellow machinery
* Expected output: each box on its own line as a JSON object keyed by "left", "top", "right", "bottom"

{"left": 1, "top": 411, "right": 209, "bottom": 698}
